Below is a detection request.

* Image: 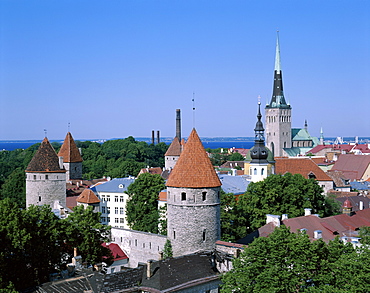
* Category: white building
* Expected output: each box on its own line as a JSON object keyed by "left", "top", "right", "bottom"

{"left": 91, "top": 177, "right": 135, "bottom": 228}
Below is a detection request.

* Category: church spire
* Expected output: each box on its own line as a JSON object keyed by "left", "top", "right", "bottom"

{"left": 251, "top": 100, "right": 268, "bottom": 163}
{"left": 267, "top": 31, "right": 290, "bottom": 109}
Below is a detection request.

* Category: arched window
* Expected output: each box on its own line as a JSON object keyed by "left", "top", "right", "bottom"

{"left": 261, "top": 168, "right": 264, "bottom": 175}
{"left": 254, "top": 168, "right": 257, "bottom": 175}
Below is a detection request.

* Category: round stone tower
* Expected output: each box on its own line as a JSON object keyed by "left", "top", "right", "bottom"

{"left": 166, "top": 128, "right": 221, "bottom": 257}
{"left": 26, "top": 137, "right": 67, "bottom": 208}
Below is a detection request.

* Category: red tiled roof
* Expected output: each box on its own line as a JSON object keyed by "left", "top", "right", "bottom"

{"left": 102, "top": 243, "right": 128, "bottom": 261}
{"left": 332, "top": 154, "right": 370, "bottom": 181}
{"left": 76, "top": 189, "right": 100, "bottom": 204}
{"left": 139, "top": 167, "right": 163, "bottom": 176}
{"left": 26, "top": 137, "right": 66, "bottom": 173}
{"left": 58, "top": 132, "right": 83, "bottom": 163}
{"left": 275, "top": 157, "right": 332, "bottom": 181}
{"left": 166, "top": 128, "right": 221, "bottom": 188}
{"left": 66, "top": 195, "right": 79, "bottom": 210}
{"left": 158, "top": 191, "right": 167, "bottom": 201}
{"left": 307, "top": 145, "right": 332, "bottom": 154}
{"left": 165, "top": 136, "right": 182, "bottom": 156}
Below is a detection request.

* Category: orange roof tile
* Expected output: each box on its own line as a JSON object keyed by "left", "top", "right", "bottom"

{"left": 58, "top": 132, "right": 83, "bottom": 163}
{"left": 165, "top": 136, "right": 182, "bottom": 156}
{"left": 26, "top": 137, "right": 66, "bottom": 173}
{"left": 76, "top": 189, "right": 100, "bottom": 204}
{"left": 166, "top": 128, "right": 221, "bottom": 188}
{"left": 275, "top": 157, "right": 332, "bottom": 181}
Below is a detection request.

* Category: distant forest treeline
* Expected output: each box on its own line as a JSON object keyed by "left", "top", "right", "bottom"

{"left": 0, "top": 137, "right": 169, "bottom": 208}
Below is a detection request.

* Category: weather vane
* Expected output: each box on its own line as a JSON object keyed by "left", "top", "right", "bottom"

{"left": 44, "top": 129, "right": 47, "bottom": 137}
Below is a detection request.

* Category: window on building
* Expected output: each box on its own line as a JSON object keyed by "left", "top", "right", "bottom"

{"left": 115, "top": 218, "right": 119, "bottom": 223}
{"left": 203, "top": 229, "right": 206, "bottom": 241}
{"left": 115, "top": 207, "right": 118, "bottom": 214}
{"left": 39, "top": 196, "right": 41, "bottom": 202}
{"left": 101, "top": 217, "right": 106, "bottom": 222}
{"left": 181, "top": 192, "right": 186, "bottom": 201}
{"left": 120, "top": 196, "right": 124, "bottom": 202}
{"left": 107, "top": 217, "right": 110, "bottom": 222}
{"left": 106, "top": 195, "right": 110, "bottom": 202}
{"left": 135, "top": 239, "right": 137, "bottom": 246}
{"left": 120, "top": 207, "right": 124, "bottom": 214}
{"left": 261, "top": 168, "right": 264, "bottom": 175}
{"left": 101, "top": 195, "right": 106, "bottom": 201}
{"left": 202, "top": 191, "right": 207, "bottom": 201}
{"left": 107, "top": 207, "right": 110, "bottom": 214}
{"left": 101, "top": 206, "right": 106, "bottom": 213}
{"left": 115, "top": 196, "right": 118, "bottom": 202}
{"left": 34, "top": 175, "right": 36, "bottom": 180}
{"left": 173, "top": 230, "right": 176, "bottom": 239}
{"left": 120, "top": 218, "right": 124, "bottom": 223}
{"left": 45, "top": 175, "right": 48, "bottom": 180}
{"left": 254, "top": 168, "right": 257, "bottom": 175}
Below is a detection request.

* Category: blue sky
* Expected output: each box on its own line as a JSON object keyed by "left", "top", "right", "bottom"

{"left": 1, "top": 1, "right": 369, "bottom": 140}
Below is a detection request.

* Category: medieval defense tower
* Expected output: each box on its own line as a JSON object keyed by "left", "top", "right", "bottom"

{"left": 166, "top": 128, "right": 221, "bottom": 257}
{"left": 26, "top": 137, "right": 66, "bottom": 208}
{"left": 164, "top": 109, "right": 183, "bottom": 170}
{"left": 58, "top": 132, "right": 83, "bottom": 180}
{"left": 265, "top": 32, "right": 292, "bottom": 157}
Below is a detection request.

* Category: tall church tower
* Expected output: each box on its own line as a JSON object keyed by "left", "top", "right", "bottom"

{"left": 166, "top": 128, "right": 221, "bottom": 257}
{"left": 265, "top": 32, "right": 292, "bottom": 157}
{"left": 58, "top": 132, "right": 83, "bottom": 180}
{"left": 26, "top": 137, "right": 66, "bottom": 208}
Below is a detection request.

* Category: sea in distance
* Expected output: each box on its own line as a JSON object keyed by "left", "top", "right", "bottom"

{"left": 0, "top": 137, "right": 369, "bottom": 152}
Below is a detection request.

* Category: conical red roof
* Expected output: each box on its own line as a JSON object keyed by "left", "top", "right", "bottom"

{"left": 166, "top": 128, "right": 221, "bottom": 188}
{"left": 26, "top": 137, "right": 66, "bottom": 172}
{"left": 77, "top": 189, "right": 100, "bottom": 204}
{"left": 58, "top": 132, "right": 83, "bottom": 163}
{"left": 165, "top": 136, "right": 182, "bottom": 156}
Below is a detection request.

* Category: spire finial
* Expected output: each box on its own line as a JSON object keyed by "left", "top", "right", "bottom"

{"left": 44, "top": 129, "right": 47, "bottom": 137}
{"left": 275, "top": 31, "right": 281, "bottom": 72}
{"left": 192, "top": 92, "right": 196, "bottom": 128}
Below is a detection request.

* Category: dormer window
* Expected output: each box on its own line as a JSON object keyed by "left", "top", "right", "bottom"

{"left": 308, "top": 172, "right": 316, "bottom": 179}
{"left": 118, "top": 184, "right": 124, "bottom": 188}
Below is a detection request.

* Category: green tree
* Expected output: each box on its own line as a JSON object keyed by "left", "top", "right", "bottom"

{"left": 163, "top": 239, "right": 173, "bottom": 259}
{"left": 0, "top": 200, "right": 65, "bottom": 290}
{"left": 0, "top": 167, "right": 26, "bottom": 208}
{"left": 126, "top": 173, "right": 165, "bottom": 233}
{"left": 229, "top": 152, "right": 244, "bottom": 161}
{"left": 221, "top": 226, "right": 360, "bottom": 293}
{"left": 62, "top": 205, "right": 111, "bottom": 264}
{"left": 236, "top": 173, "right": 340, "bottom": 235}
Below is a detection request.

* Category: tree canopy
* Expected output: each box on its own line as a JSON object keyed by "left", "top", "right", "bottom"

{"left": 221, "top": 226, "right": 370, "bottom": 293}
{"left": 126, "top": 173, "right": 166, "bottom": 234}
{"left": 0, "top": 199, "right": 111, "bottom": 291}
{"left": 220, "top": 173, "right": 340, "bottom": 241}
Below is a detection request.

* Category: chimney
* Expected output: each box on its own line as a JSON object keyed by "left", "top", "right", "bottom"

{"left": 74, "top": 247, "right": 78, "bottom": 257}
{"left": 59, "top": 156, "right": 64, "bottom": 169}
{"left": 176, "top": 109, "right": 181, "bottom": 141}
{"left": 78, "top": 147, "right": 82, "bottom": 155}
{"left": 146, "top": 260, "right": 153, "bottom": 279}
{"left": 266, "top": 214, "right": 280, "bottom": 227}
{"left": 281, "top": 214, "right": 288, "bottom": 220}
{"left": 151, "top": 130, "right": 155, "bottom": 144}
{"left": 359, "top": 200, "right": 364, "bottom": 210}
{"left": 157, "top": 130, "right": 160, "bottom": 144}
{"left": 304, "top": 208, "right": 312, "bottom": 216}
